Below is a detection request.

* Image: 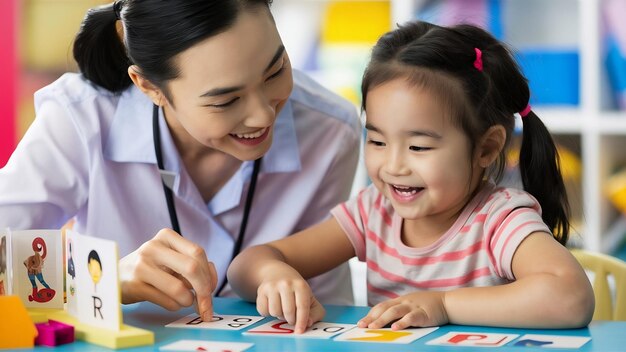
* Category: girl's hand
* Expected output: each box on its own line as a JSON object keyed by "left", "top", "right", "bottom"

{"left": 358, "top": 291, "right": 449, "bottom": 330}
{"left": 255, "top": 267, "right": 325, "bottom": 334}
{"left": 119, "top": 228, "right": 217, "bottom": 321}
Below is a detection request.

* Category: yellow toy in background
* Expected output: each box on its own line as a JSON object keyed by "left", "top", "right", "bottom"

{"left": 605, "top": 167, "right": 626, "bottom": 214}
{"left": 318, "top": 1, "right": 391, "bottom": 106}
{"left": 321, "top": 1, "right": 390, "bottom": 44}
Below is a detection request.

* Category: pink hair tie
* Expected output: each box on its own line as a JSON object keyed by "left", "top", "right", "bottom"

{"left": 519, "top": 104, "right": 532, "bottom": 118}
{"left": 473, "top": 48, "right": 483, "bottom": 72}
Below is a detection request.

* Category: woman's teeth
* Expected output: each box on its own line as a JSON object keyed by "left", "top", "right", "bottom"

{"left": 233, "top": 128, "right": 266, "bottom": 139}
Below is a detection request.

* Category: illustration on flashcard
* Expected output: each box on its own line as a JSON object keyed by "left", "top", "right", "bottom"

{"left": 23, "top": 237, "right": 56, "bottom": 303}
{"left": 67, "top": 239, "right": 76, "bottom": 296}
{"left": 0, "top": 235, "right": 6, "bottom": 296}
{"left": 88, "top": 250, "right": 102, "bottom": 292}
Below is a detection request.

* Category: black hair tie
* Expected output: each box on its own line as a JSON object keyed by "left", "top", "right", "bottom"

{"left": 113, "top": 0, "right": 123, "bottom": 20}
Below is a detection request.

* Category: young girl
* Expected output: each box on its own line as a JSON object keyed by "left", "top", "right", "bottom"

{"left": 228, "top": 20, "right": 595, "bottom": 332}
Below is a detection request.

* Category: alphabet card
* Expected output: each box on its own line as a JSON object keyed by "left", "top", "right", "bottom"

{"left": 166, "top": 313, "right": 265, "bottom": 331}
{"left": 159, "top": 339, "right": 254, "bottom": 352}
{"left": 0, "top": 234, "right": 8, "bottom": 296}
{"left": 513, "top": 334, "right": 591, "bottom": 349}
{"left": 243, "top": 319, "right": 355, "bottom": 339}
{"left": 70, "top": 229, "right": 121, "bottom": 331}
{"left": 427, "top": 332, "right": 519, "bottom": 347}
{"left": 7, "top": 230, "right": 63, "bottom": 309}
{"left": 334, "top": 326, "right": 438, "bottom": 344}
{"left": 64, "top": 230, "right": 78, "bottom": 316}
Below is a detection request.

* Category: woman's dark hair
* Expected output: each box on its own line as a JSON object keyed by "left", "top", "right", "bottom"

{"left": 361, "top": 21, "right": 570, "bottom": 245}
{"left": 73, "top": 0, "right": 272, "bottom": 94}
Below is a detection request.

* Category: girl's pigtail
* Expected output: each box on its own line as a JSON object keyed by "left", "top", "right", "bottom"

{"left": 519, "top": 111, "right": 571, "bottom": 245}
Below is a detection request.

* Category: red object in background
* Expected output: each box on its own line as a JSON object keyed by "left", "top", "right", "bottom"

{"left": 0, "top": 0, "right": 18, "bottom": 168}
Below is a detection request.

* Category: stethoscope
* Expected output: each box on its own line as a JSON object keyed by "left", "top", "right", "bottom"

{"left": 151, "top": 104, "right": 262, "bottom": 296}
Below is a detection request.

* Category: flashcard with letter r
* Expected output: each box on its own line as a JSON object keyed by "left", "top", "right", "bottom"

{"left": 71, "top": 229, "right": 121, "bottom": 331}
{"left": 427, "top": 331, "right": 519, "bottom": 347}
{"left": 334, "top": 326, "right": 438, "bottom": 344}
{"left": 166, "top": 313, "right": 264, "bottom": 330}
{"left": 513, "top": 334, "right": 591, "bottom": 348}
{"left": 243, "top": 319, "right": 355, "bottom": 339}
{"left": 159, "top": 339, "right": 254, "bottom": 352}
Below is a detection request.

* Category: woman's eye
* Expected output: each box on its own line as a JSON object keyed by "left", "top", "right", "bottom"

{"left": 409, "top": 146, "right": 430, "bottom": 152}
{"left": 266, "top": 66, "right": 285, "bottom": 81}
{"left": 206, "top": 98, "right": 239, "bottom": 108}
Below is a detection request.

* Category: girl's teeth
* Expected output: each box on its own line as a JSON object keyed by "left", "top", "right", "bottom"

{"left": 394, "top": 186, "right": 419, "bottom": 195}
{"left": 234, "top": 128, "right": 266, "bottom": 139}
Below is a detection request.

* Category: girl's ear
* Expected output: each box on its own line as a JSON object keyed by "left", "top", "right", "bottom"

{"left": 127, "top": 65, "right": 165, "bottom": 106}
{"left": 476, "top": 125, "right": 506, "bottom": 168}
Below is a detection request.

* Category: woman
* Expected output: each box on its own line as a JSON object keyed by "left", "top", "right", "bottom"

{"left": 0, "top": 0, "right": 360, "bottom": 321}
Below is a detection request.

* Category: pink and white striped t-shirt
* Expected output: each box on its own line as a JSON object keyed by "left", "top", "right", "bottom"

{"left": 331, "top": 181, "right": 551, "bottom": 306}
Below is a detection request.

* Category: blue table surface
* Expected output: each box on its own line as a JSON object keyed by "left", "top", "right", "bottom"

{"left": 25, "top": 297, "right": 626, "bottom": 351}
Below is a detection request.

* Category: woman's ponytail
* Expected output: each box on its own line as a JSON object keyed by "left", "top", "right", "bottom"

{"left": 72, "top": 2, "right": 131, "bottom": 93}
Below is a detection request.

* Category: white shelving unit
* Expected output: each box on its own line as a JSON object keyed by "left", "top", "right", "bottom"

{"left": 393, "top": 0, "right": 626, "bottom": 253}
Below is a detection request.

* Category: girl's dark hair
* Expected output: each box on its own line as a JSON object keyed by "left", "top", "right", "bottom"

{"left": 362, "top": 21, "right": 570, "bottom": 245}
{"left": 73, "top": 0, "right": 272, "bottom": 94}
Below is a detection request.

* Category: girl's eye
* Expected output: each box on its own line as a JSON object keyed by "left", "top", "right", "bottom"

{"left": 367, "top": 139, "right": 385, "bottom": 147}
{"left": 409, "top": 146, "right": 430, "bottom": 152}
{"left": 206, "top": 97, "right": 239, "bottom": 109}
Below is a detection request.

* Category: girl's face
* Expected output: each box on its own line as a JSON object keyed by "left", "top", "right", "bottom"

{"left": 163, "top": 8, "right": 293, "bottom": 161}
{"left": 364, "top": 78, "right": 484, "bottom": 228}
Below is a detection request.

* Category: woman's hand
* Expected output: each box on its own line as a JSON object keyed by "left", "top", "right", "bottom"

{"left": 119, "top": 228, "right": 217, "bottom": 321}
{"left": 256, "top": 264, "right": 325, "bottom": 334}
{"left": 358, "top": 291, "right": 449, "bottom": 330}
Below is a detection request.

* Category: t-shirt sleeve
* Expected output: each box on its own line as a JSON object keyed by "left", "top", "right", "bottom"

{"left": 483, "top": 188, "right": 551, "bottom": 280}
{"left": 330, "top": 184, "right": 378, "bottom": 262}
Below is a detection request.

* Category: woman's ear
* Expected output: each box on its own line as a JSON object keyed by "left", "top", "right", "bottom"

{"left": 127, "top": 65, "right": 164, "bottom": 106}
{"left": 476, "top": 125, "right": 506, "bottom": 168}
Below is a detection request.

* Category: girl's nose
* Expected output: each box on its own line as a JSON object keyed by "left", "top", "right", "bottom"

{"left": 384, "top": 149, "right": 410, "bottom": 176}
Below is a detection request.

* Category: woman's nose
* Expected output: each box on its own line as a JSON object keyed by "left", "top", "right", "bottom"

{"left": 245, "top": 90, "right": 275, "bottom": 127}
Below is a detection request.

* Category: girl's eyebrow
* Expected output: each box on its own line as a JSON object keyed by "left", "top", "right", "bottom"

{"left": 407, "top": 130, "right": 442, "bottom": 139}
{"left": 365, "top": 122, "right": 441, "bottom": 139}
{"left": 198, "top": 45, "right": 286, "bottom": 98}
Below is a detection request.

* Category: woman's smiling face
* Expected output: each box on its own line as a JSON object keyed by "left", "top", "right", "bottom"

{"left": 162, "top": 7, "right": 293, "bottom": 161}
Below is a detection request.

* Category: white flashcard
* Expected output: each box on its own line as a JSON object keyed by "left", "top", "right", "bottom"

{"left": 166, "top": 313, "right": 265, "bottom": 331}
{"left": 427, "top": 332, "right": 519, "bottom": 347}
{"left": 10, "top": 230, "right": 64, "bottom": 309}
{"left": 64, "top": 230, "right": 78, "bottom": 316}
{"left": 243, "top": 319, "right": 355, "bottom": 339}
{"left": 72, "top": 230, "right": 121, "bottom": 331}
{"left": 334, "top": 326, "right": 439, "bottom": 344}
{"left": 0, "top": 233, "right": 7, "bottom": 296}
{"left": 159, "top": 339, "right": 254, "bottom": 352}
{"left": 513, "top": 334, "right": 591, "bottom": 349}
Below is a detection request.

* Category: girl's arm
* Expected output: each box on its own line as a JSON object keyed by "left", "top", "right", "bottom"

{"left": 228, "top": 217, "right": 355, "bottom": 333}
{"left": 360, "top": 231, "right": 594, "bottom": 329}
{"left": 443, "top": 231, "right": 594, "bottom": 328}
